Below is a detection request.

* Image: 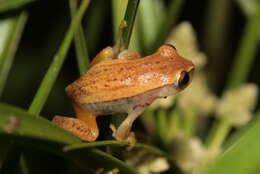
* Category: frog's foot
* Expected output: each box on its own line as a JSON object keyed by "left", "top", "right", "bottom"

{"left": 90, "top": 47, "right": 114, "bottom": 66}
{"left": 112, "top": 107, "right": 144, "bottom": 144}
{"left": 52, "top": 115, "right": 99, "bottom": 142}
{"left": 117, "top": 50, "right": 140, "bottom": 60}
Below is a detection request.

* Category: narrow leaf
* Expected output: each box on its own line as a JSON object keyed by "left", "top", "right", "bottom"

{"left": 198, "top": 112, "right": 260, "bottom": 174}
{"left": 0, "top": 0, "right": 34, "bottom": 13}
{"left": 0, "top": 12, "right": 28, "bottom": 97}
{"left": 69, "top": 0, "right": 89, "bottom": 75}
{"left": 28, "top": 0, "right": 90, "bottom": 115}
{"left": 0, "top": 103, "right": 138, "bottom": 173}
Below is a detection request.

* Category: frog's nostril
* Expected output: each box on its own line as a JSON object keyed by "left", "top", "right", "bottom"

{"left": 178, "top": 71, "right": 190, "bottom": 89}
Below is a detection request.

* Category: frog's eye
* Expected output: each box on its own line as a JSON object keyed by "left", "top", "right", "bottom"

{"left": 164, "top": 44, "right": 177, "bottom": 50}
{"left": 177, "top": 71, "right": 190, "bottom": 89}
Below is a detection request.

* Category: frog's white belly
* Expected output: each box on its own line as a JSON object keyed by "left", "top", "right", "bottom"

{"left": 80, "top": 83, "right": 178, "bottom": 115}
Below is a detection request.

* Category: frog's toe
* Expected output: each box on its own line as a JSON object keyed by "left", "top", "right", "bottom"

{"left": 52, "top": 115, "right": 99, "bottom": 142}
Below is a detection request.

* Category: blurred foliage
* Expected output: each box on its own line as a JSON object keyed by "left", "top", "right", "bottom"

{"left": 0, "top": 0, "right": 260, "bottom": 174}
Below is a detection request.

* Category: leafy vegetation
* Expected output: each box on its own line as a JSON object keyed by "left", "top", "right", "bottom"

{"left": 0, "top": 0, "right": 259, "bottom": 174}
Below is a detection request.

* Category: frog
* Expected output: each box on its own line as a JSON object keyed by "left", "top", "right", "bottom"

{"left": 52, "top": 44, "right": 195, "bottom": 142}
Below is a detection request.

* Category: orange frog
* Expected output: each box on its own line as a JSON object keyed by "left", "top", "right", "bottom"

{"left": 53, "top": 44, "right": 195, "bottom": 142}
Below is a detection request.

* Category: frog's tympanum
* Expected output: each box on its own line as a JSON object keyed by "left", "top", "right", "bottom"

{"left": 53, "top": 44, "right": 195, "bottom": 142}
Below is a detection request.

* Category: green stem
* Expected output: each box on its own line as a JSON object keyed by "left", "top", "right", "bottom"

{"left": 205, "top": 1, "right": 260, "bottom": 154}
{"left": 203, "top": 0, "right": 231, "bottom": 90}
{"left": 69, "top": 0, "right": 89, "bottom": 75}
{"left": 0, "top": 12, "right": 28, "bottom": 97}
{"left": 122, "top": 0, "right": 140, "bottom": 49}
{"left": 28, "top": 0, "right": 90, "bottom": 115}
{"left": 226, "top": 1, "right": 260, "bottom": 89}
{"left": 156, "top": 109, "right": 167, "bottom": 144}
{"left": 0, "top": 0, "right": 35, "bottom": 13}
{"left": 19, "top": 154, "right": 29, "bottom": 174}
{"left": 182, "top": 109, "right": 197, "bottom": 137}
{"left": 152, "top": 0, "right": 185, "bottom": 51}
{"left": 165, "top": 109, "right": 180, "bottom": 143}
{"left": 206, "top": 118, "right": 231, "bottom": 151}
{"left": 111, "top": 0, "right": 128, "bottom": 41}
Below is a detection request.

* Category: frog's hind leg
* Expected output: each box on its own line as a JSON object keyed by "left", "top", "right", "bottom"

{"left": 52, "top": 104, "right": 99, "bottom": 142}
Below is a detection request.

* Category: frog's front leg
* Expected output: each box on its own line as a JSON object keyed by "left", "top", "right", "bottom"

{"left": 113, "top": 106, "right": 144, "bottom": 142}
{"left": 52, "top": 104, "right": 99, "bottom": 141}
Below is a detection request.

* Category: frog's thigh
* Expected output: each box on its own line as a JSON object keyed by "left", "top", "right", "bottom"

{"left": 114, "top": 106, "right": 144, "bottom": 142}
{"left": 117, "top": 50, "right": 141, "bottom": 60}
{"left": 52, "top": 104, "right": 99, "bottom": 142}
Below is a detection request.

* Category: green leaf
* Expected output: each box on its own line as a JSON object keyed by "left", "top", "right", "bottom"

{"left": 152, "top": 0, "right": 185, "bottom": 51}
{"left": 0, "top": 103, "right": 81, "bottom": 144}
{"left": 121, "top": 0, "right": 140, "bottom": 49}
{"left": 0, "top": 103, "right": 138, "bottom": 173}
{"left": 237, "top": 0, "right": 257, "bottom": 17}
{"left": 226, "top": 1, "right": 260, "bottom": 89}
{"left": 137, "top": 0, "right": 165, "bottom": 53}
{"left": 28, "top": 0, "right": 90, "bottom": 115}
{"left": 63, "top": 140, "right": 168, "bottom": 156}
{"left": 69, "top": 0, "right": 89, "bottom": 75}
{"left": 198, "top": 112, "right": 260, "bottom": 174}
{"left": 0, "top": 12, "right": 28, "bottom": 97}
{"left": 0, "top": 0, "right": 35, "bottom": 13}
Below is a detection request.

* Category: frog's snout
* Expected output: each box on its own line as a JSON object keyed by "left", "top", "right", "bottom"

{"left": 177, "top": 67, "right": 194, "bottom": 89}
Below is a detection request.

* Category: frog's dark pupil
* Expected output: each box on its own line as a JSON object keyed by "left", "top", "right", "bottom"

{"left": 179, "top": 71, "right": 190, "bottom": 88}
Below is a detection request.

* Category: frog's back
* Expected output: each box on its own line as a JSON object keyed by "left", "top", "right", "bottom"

{"left": 66, "top": 45, "right": 193, "bottom": 104}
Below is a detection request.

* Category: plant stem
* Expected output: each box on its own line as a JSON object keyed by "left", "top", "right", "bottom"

{"left": 122, "top": 0, "right": 140, "bottom": 49}
{"left": 206, "top": 118, "right": 231, "bottom": 151}
{"left": 165, "top": 109, "right": 180, "bottom": 144}
{"left": 226, "top": 1, "right": 260, "bottom": 89}
{"left": 183, "top": 109, "right": 197, "bottom": 137}
{"left": 206, "top": 1, "right": 260, "bottom": 153}
{"left": 28, "top": 0, "right": 90, "bottom": 115}
{"left": 0, "top": 12, "right": 28, "bottom": 97}
{"left": 69, "top": 0, "right": 89, "bottom": 75}
{"left": 111, "top": 0, "right": 128, "bottom": 41}
{"left": 152, "top": 0, "right": 185, "bottom": 51}
{"left": 156, "top": 109, "right": 167, "bottom": 144}
{"left": 19, "top": 155, "right": 29, "bottom": 174}
{"left": 0, "top": 0, "right": 35, "bottom": 13}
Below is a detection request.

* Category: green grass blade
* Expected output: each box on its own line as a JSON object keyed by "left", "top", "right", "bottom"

{"left": 122, "top": 0, "right": 140, "bottom": 48}
{"left": 152, "top": 0, "right": 185, "bottom": 51}
{"left": 0, "top": 0, "right": 35, "bottom": 13}
{"left": 205, "top": 1, "right": 260, "bottom": 153}
{"left": 70, "top": 148, "right": 138, "bottom": 174}
{"left": 0, "top": 103, "right": 138, "bottom": 173}
{"left": 69, "top": 0, "right": 89, "bottom": 75}
{"left": 156, "top": 109, "right": 167, "bottom": 144}
{"left": 111, "top": 0, "right": 128, "bottom": 40}
{"left": 226, "top": 1, "right": 260, "bottom": 89}
{"left": 0, "top": 12, "right": 28, "bottom": 97}
{"left": 197, "top": 112, "right": 260, "bottom": 174}
{"left": 137, "top": 0, "right": 165, "bottom": 53}
{"left": 63, "top": 140, "right": 168, "bottom": 156}
{"left": 28, "top": 0, "right": 90, "bottom": 115}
